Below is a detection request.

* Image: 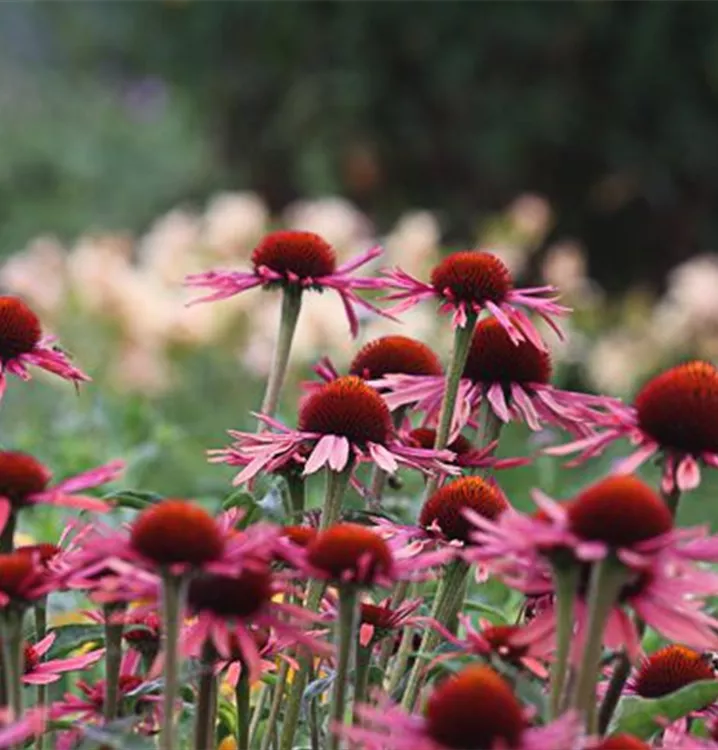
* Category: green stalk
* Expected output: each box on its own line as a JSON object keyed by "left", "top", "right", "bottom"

{"left": 367, "top": 407, "right": 407, "bottom": 509}
{"left": 33, "top": 600, "right": 48, "bottom": 750}
{"left": 259, "top": 286, "right": 303, "bottom": 423}
{"left": 235, "top": 664, "right": 251, "bottom": 750}
{"left": 279, "top": 467, "right": 351, "bottom": 750}
{"left": 473, "top": 397, "right": 503, "bottom": 477}
{"left": 571, "top": 557, "right": 627, "bottom": 730}
{"left": 425, "top": 313, "right": 478, "bottom": 498}
{"left": 375, "top": 581, "right": 410, "bottom": 678}
{"left": 0, "top": 607, "right": 25, "bottom": 734}
{"left": 102, "top": 601, "right": 127, "bottom": 723}
{"left": 598, "top": 461, "right": 682, "bottom": 734}
{"left": 193, "top": 641, "right": 217, "bottom": 750}
{"left": 353, "top": 643, "right": 372, "bottom": 719}
{"left": 328, "top": 587, "right": 359, "bottom": 750}
{"left": 160, "top": 574, "right": 185, "bottom": 750}
{"left": 549, "top": 563, "right": 579, "bottom": 718}
{"left": 0, "top": 511, "right": 16, "bottom": 554}
{"left": 285, "top": 473, "right": 306, "bottom": 519}
{"left": 401, "top": 560, "right": 469, "bottom": 710}
{"left": 248, "top": 681, "right": 270, "bottom": 747}
{"left": 259, "top": 660, "right": 290, "bottom": 750}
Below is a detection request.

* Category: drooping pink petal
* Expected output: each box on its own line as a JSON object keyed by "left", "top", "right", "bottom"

{"left": 676, "top": 455, "right": 701, "bottom": 491}
{"left": 486, "top": 383, "right": 511, "bottom": 423}
{"left": 52, "top": 460, "right": 124, "bottom": 494}
{"left": 303, "top": 434, "right": 336, "bottom": 475}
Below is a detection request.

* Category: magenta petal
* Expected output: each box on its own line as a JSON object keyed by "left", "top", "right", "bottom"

{"left": 0, "top": 498, "right": 11, "bottom": 536}
{"left": 303, "top": 435, "right": 335, "bottom": 475}
{"left": 53, "top": 460, "right": 124, "bottom": 493}
{"left": 676, "top": 455, "right": 701, "bottom": 491}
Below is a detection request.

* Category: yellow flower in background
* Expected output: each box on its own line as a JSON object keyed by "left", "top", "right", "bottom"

{"left": 217, "top": 737, "right": 237, "bottom": 750}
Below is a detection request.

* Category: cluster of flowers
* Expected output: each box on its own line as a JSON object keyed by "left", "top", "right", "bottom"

{"left": 1, "top": 228, "right": 718, "bottom": 749}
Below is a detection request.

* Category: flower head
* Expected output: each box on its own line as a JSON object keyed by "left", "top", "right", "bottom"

{"left": 381, "top": 249, "right": 569, "bottom": 345}
{"left": 420, "top": 477, "right": 508, "bottom": 545}
{"left": 0, "top": 451, "right": 122, "bottom": 530}
{"left": 377, "top": 317, "right": 618, "bottom": 437}
{"left": 546, "top": 361, "right": 718, "bottom": 492}
{"left": 349, "top": 336, "right": 442, "bottom": 380}
{"left": 186, "top": 230, "right": 388, "bottom": 336}
{"left": 345, "top": 664, "right": 580, "bottom": 750}
{"left": 0, "top": 295, "right": 90, "bottom": 399}
{"left": 631, "top": 645, "right": 715, "bottom": 699}
{"left": 212, "top": 376, "right": 456, "bottom": 485}
{"left": 0, "top": 552, "right": 50, "bottom": 607}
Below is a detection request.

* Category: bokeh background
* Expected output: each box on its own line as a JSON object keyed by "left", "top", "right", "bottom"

{"left": 2, "top": 2, "right": 718, "bottom": 531}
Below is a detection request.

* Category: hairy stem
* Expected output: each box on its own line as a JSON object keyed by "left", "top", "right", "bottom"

{"left": 376, "top": 581, "right": 410, "bottom": 678}
{"left": 328, "top": 587, "right": 358, "bottom": 750}
{"left": 102, "top": 601, "right": 127, "bottom": 723}
{"left": 193, "top": 641, "right": 216, "bottom": 750}
{"left": 0, "top": 607, "right": 26, "bottom": 750}
{"left": 571, "top": 558, "right": 627, "bottom": 730}
{"left": 367, "top": 407, "right": 407, "bottom": 509}
{"left": 236, "top": 664, "right": 251, "bottom": 750}
{"left": 259, "top": 286, "right": 303, "bottom": 423}
{"left": 33, "top": 600, "right": 48, "bottom": 750}
{"left": 160, "top": 574, "right": 185, "bottom": 750}
{"left": 401, "top": 560, "right": 470, "bottom": 710}
{"left": 549, "top": 563, "right": 579, "bottom": 718}
{"left": 353, "top": 643, "right": 372, "bottom": 720}
{"left": 259, "top": 660, "right": 290, "bottom": 750}
{"left": 425, "top": 313, "right": 478, "bottom": 497}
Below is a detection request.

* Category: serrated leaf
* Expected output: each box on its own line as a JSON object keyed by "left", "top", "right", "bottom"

{"left": 47, "top": 624, "right": 105, "bottom": 658}
{"left": 105, "top": 489, "right": 164, "bottom": 509}
{"left": 610, "top": 679, "right": 718, "bottom": 739}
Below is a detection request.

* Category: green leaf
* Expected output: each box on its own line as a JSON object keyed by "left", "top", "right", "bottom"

{"left": 105, "top": 489, "right": 164, "bottom": 509}
{"left": 47, "top": 624, "right": 105, "bottom": 658}
{"left": 462, "top": 599, "right": 510, "bottom": 624}
{"left": 610, "top": 679, "right": 718, "bottom": 739}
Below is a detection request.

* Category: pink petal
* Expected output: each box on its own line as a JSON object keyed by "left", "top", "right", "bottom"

{"left": 368, "top": 443, "right": 398, "bottom": 473}
{"left": 303, "top": 434, "right": 336, "bottom": 475}
{"left": 328, "top": 436, "right": 350, "bottom": 472}
{"left": 486, "top": 383, "right": 511, "bottom": 423}
{"left": 676, "top": 455, "right": 701, "bottom": 491}
{"left": 0, "top": 498, "right": 10, "bottom": 536}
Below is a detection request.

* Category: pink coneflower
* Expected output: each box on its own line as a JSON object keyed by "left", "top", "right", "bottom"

{"left": 349, "top": 336, "right": 443, "bottom": 380}
{"left": 301, "top": 523, "right": 451, "bottom": 588}
{"left": 0, "top": 295, "right": 90, "bottom": 399}
{"left": 468, "top": 476, "right": 718, "bottom": 654}
{"left": 186, "top": 230, "right": 387, "bottom": 336}
{"left": 377, "top": 318, "right": 619, "bottom": 438}
{"left": 183, "top": 563, "right": 329, "bottom": 683}
{"left": 212, "top": 376, "right": 456, "bottom": 485}
{"left": 11, "top": 633, "right": 104, "bottom": 685}
{"left": 344, "top": 665, "right": 581, "bottom": 750}
{"left": 546, "top": 361, "right": 718, "bottom": 492}
{"left": 380, "top": 250, "right": 569, "bottom": 345}
{"left": 427, "top": 615, "right": 551, "bottom": 679}
{"left": 405, "top": 427, "right": 528, "bottom": 474}
{"left": 0, "top": 552, "right": 51, "bottom": 608}
{"left": 357, "top": 598, "right": 423, "bottom": 648}
{"left": 628, "top": 644, "right": 716, "bottom": 699}
{"left": 0, "top": 451, "right": 123, "bottom": 529}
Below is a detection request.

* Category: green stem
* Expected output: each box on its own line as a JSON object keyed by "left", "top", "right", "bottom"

{"left": 473, "top": 397, "right": 503, "bottom": 477}
{"left": 248, "top": 682, "right": 269, "bottom": 747}
{"left": 235, "top": 664, "right": 251, "bottom": 750}
{"left": 0, "top": 607, "right": 25, "bottom": 727}
{"left": 160, "top": 574, "right": 185, "bottom": 750}
{"left": 0, "top": 512, "right": 16, "bottom": 554}
{"left": 425, "top": 313, "right": 478, "bottom": 497}
{"left": 571, "top": 558, "right": 627, "bottom": 730}
{"left": 260, "top": 660, "right": 290, "bottom": 750}
{"left": 103, "top": 601, "right": 127, "bottom": 723}
{"left": 193, "top": 641, "right": 217, "bottom": 750}
{"left": 376, "top": 581, "right": 410, "bottom": 678}
{"left": 34, "top": 600, "right": 48, "bottom": 750}
{"left": 353, "top": 643, "right": 372, "bottom": 719}
{"left": 285, "top": 474, "right": 306, "bottom": 519}
{"left": 328, "top": 587, "right": 358, "bottom": 750}
{"left": 259, "top": 286, "right": 303, "bottom": 423}
{"left": 549, "top": 563, "right": 580, "bottom": 718}
{"left": 367, "top": 407, "right": 407, "bottom": 509}
{"left": 401, "top": 560, "right": 470, "bottom": 710}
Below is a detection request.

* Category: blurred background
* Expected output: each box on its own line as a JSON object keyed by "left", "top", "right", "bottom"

{"left": 2, "top": 3, "right": 718, "bottom": 526}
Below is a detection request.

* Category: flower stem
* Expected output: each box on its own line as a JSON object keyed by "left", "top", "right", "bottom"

{"left": 160, "top": 573, "right": 186, "bottom": 750}
{"left": 367, "top": 407, "right": 407, "bottom": 509}
{"left": 328, "top": 587, "right": 358, "bottom": 750}
{"left": 194, "top": 640, "right": 217, "bottom": 750}
{"left": 0, "top": 607, "right": 25, "bottom": 726}
{"left": 102, "top": 601, "right": 127, "bottom": 724}
{"left": 248, "top": 681, "right": 270, "bottom": 747}
{"left": 571, "top": 557, "right": 627, "bottom": 730}
{"left": 285, "top": 474, "right": 306, "bottom": 519}
{"left": 259, "top": 286, "right": 303, "bottom": 423}
{"left": 376, "top": 581, "right": 410, "bottom": 678}
{"left": 661, "top": 461, "right": 682, "bottom": 518}
{"left": 401, "top": 560, "right": 470, "bottom": 710}
{"left": 235, "top": 664, "right": 251, "bottom": 750}
{"left": 426, "top": 313, "right": 478, "bottom": 497}
{"left": 473, "top": 397, "right": 503, "bottom": 477}
{"left": 0, "top": 511, "right": 16, "bottom": 554}
{"left": 549, "top": 563, "right": 579, "bottom": 718}
{"left": 33, "top": 600, "right": 48, "bottom": 750}
{"left": 260, "top": 660, "right": 290, "bottom": 750}
{"left": 353, "top": 643, "right": 372, "bottom": 720}
{"left": 279, "top": 467, "right": 350, "bottom": 750}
